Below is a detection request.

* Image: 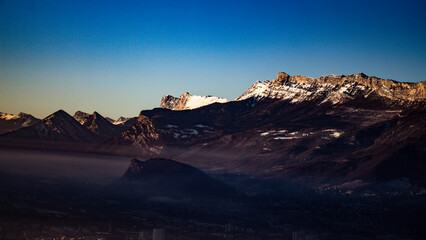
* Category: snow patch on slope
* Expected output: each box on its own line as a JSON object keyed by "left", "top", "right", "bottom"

{"left": 183, "top": 95, "right": 229, "bottom": 110}
{"left": 236, "top": 75, "right": 369, "bottom": 104}
{"left": 0, "top": 113, "right": 20, "bottom": 120}
{"left": 161, "top": 92, "right": 229, "bottom": 110}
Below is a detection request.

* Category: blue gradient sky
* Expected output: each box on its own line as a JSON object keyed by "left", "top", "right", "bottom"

{"left": 1, "top": 0, "right": 425, "bottom": 119}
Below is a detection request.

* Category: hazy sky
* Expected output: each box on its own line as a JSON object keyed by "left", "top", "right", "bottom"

{"left": 1, "top": 0, "right": 425, "bottom": 119}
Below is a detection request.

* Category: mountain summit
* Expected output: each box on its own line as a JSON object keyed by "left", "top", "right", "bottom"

{"left": 73, "top": 111, "right": 91, "bottom": 125}
{"left": 82, "top": 111, "right": 123, "bottom": 139}
{"left": 0, "top": 112, "right": 40, "bottom": 134}
{"left": 1, "top": 110, "right": 98, "bottom": 142}
{"left": 113, "top": 116, "right": 137, "bottom": 127}
{"left": 160, "top": 92, "right": 229, "bottom": 110}
{"left": 237, "top": 72, "right": 425, "bottom": 103}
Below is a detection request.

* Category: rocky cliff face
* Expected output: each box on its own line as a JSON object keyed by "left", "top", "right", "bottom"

{"left": 73, "top": 111, "right": 91, "bottom": 125}
{"left": 161, "top": 92, "right": 229, "bottom": 110}
{"left": 237, "top": 72, "right": 426, "bottom": 104}
{"left": 114, "top": 113, "right": 161, "bottom": 153}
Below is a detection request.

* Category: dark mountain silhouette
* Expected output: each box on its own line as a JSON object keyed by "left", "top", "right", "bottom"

{"left": 82, "top": 111, "right": 124, "bottom": 140}
{"left": 113, "top": 116, "right": 137, "bottom": 128}
{"left": 0, "top": 110, "right": 99, "bottom": 142}
{"left": 109, "top": 158, "right": 236, "bottom": 200}
{"left": 105, "top": 117, "right": 115, "bottom": 124}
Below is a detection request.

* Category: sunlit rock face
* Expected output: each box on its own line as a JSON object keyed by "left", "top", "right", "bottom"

{"left": 237, "top": 72, "right": 426, "bottom": 104}
{"left": 73, "top": 111, "right": 91, "bottom": 125}
{"left": 160, "top": 92, "right": 229, "bottom": 110}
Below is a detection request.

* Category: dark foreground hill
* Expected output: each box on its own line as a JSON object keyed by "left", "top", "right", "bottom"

{"left": 108, "top": 158, "right": 237, "bottom": 200}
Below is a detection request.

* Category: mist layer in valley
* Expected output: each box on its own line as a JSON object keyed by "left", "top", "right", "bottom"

{"left": 0, "top": 148, "right": 130, "bottom": 184}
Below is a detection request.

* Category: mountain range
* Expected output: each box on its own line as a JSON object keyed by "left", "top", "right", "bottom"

{"left": 1, "top": 71, "right": 425, "bottom": 187}
{"left": 0, "top": 112, "right": 40, "bottom": 134}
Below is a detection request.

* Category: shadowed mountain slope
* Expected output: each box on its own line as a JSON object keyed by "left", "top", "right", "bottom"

{"left": 109, "top": 158, "right": 237, "bottom": 199}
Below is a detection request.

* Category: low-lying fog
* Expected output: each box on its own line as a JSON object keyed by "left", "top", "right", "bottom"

{"left": 0, "top": 148, "right": 131, "bottom": 184}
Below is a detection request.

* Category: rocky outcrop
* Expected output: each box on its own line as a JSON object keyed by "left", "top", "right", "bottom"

{"left": 161, "top": 92, "right": 229, "bottom": 110}
{"left": 160, "top": 92, "right": 190, "bottom": 110}
{"left": 115, "top": 113, "right": 161, "bottom": 152}
{"left": 237, "top": 72, "right": 426, "bottom": 103}
{"left": 73, "top": 111, "right": 91, "bottom": 125}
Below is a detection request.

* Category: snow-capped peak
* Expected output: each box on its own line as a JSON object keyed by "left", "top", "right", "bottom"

{"left": 236, "top": 72, "right": 426, "bottom": 104}
{"left": 0, "top": 112, "right": 37, "bottom": 121}
{"left": 161, "top": 92, "right": 229, "bottom": 110}
{"left": 0, "top": 112, "right": 21, "bottom": 120}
